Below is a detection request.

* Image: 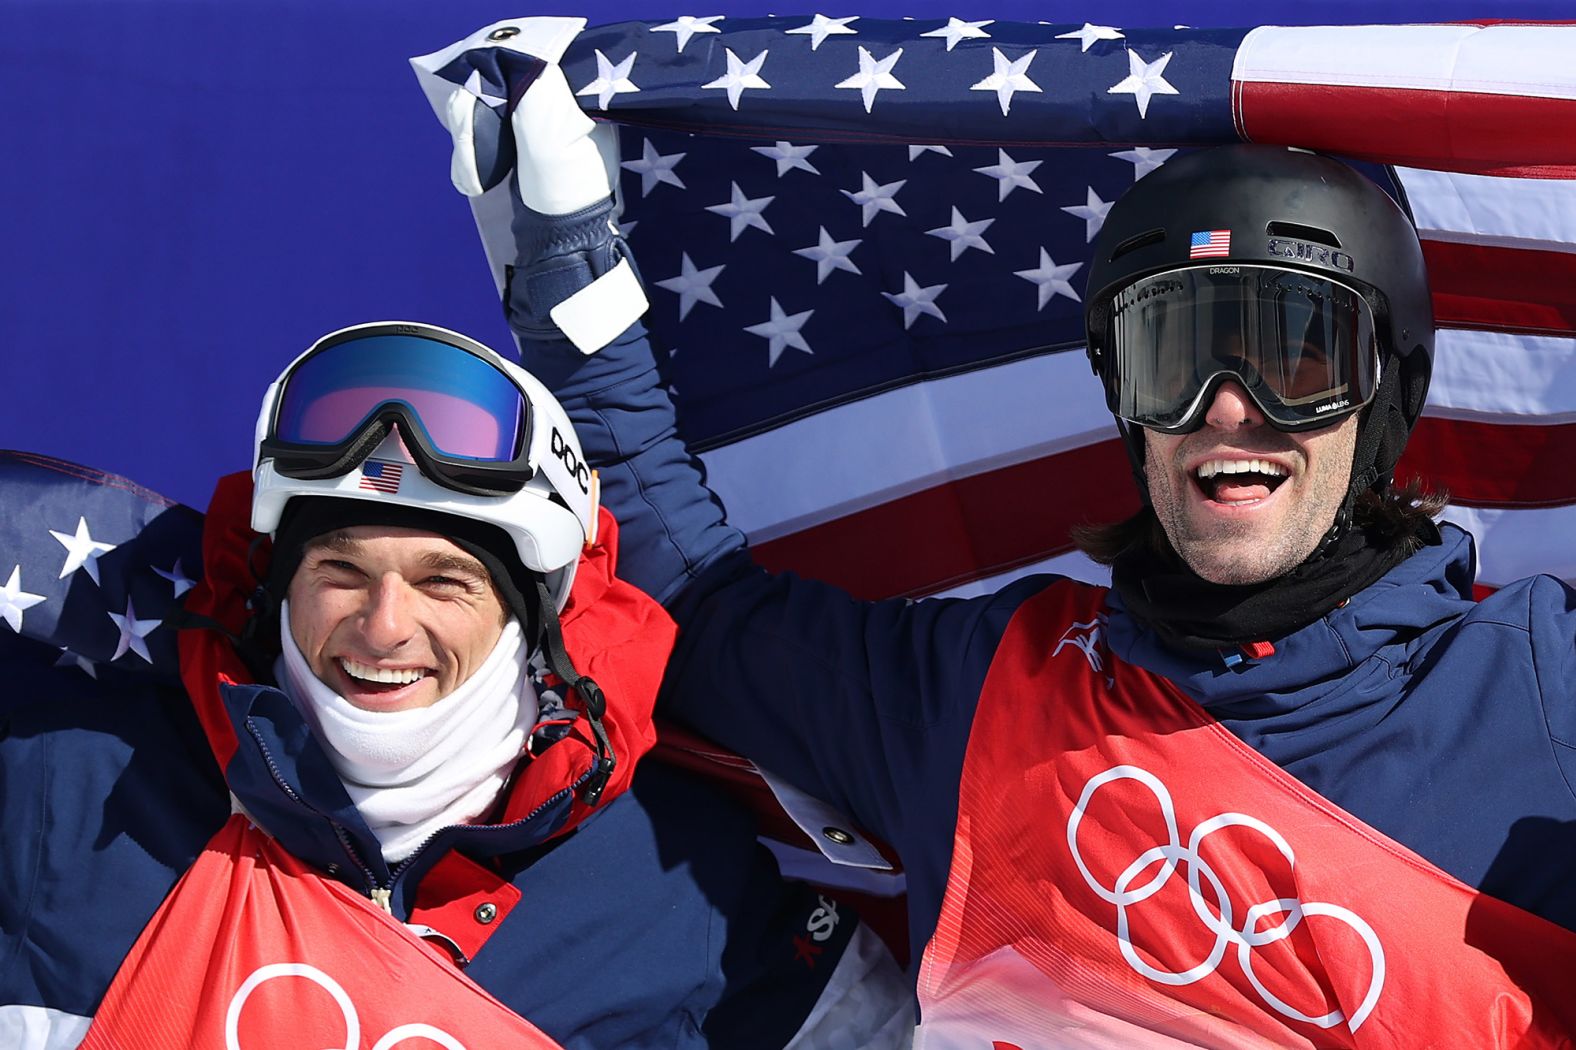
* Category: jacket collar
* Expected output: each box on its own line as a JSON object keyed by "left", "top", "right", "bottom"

{"left": 1107, "top": 523, "right": 1477, "bottom": 717}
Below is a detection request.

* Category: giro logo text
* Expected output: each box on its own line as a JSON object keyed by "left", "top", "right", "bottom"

{"left": 226, "top": 963, "right": 468, "bottom": 1050}
{"left": 550, "top": 427, "right": 591, "bottom": 494}
{"left": 1266, "top": 238, "right": 1356, "bottom": 273}
{"left": 1066, "top": 765, "right": 1385, "bottom": 1033}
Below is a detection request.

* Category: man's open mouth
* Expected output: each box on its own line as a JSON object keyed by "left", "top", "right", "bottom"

{"left": 1193, "top": 458, "right": 1289, "bottom": 503}
{"left": 339, "top": 657, "right": 429, "bottom": 693}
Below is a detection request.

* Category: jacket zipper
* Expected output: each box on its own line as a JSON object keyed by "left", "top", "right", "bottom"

{"left": 245, "top": 712, "right": 602, "bottom": 910}
{"left": 246, "top": 715, "right": 387, "bottom": 907}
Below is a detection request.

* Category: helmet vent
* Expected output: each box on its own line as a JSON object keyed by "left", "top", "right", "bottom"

{"left": 1266, "top": 221, "right": 1342, "bottom": 249}
{"left": 1108, "top": 228, "right": 1165, "bottom": 261}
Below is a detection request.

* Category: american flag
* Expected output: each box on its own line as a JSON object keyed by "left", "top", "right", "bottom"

{"left": 1188, "top": 230, "right": 1231, "bottom": 258}
{"left": 0, "top": 451, "right": 203, "bottom": 681}
{"left": 358, "top": 460, "right": 404, "bottom": 494}
{"left": 414, "top": 18, "right": 1576, "bottom": 600}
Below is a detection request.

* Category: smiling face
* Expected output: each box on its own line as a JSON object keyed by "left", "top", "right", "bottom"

{"left": 1142, "top": 380, "right": 1359, "bottom": 585}
{"left": 286, "top": 526, "right": 507, "bottom": 712}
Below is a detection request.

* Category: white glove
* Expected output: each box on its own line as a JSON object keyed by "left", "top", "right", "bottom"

{"left": 411, "top": 16, "right": 617, "bottom": 212}
{"left": 412, "top": 18, "right": 646, "bottom": 354}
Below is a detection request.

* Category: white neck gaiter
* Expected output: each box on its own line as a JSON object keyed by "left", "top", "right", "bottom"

{"left": 274, "top": 600, "right": 539, "bottom": 864}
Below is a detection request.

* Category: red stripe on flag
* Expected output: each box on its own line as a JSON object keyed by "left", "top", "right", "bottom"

{"left": 1423, "top": 239, "right": 1576, "bottom": 337}
{"left": 1401, "top": 416, "right": 1576, "bottom": 509}
{"left": 755, "top": 415, "right": 1576, "bottom": 599}
{"left": 752, "top": 440, "right": 1139, "bottom": 600}
{"left": 1234, "top": 82, "right": 1576, "bottom": 178}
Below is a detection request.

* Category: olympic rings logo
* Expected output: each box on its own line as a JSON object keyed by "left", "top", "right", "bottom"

{"left": 225, "top": 963, "right": 469, "bottom": 1050}
{"left": 1066, "top": 765, "right": 1386, "bottom": 1033}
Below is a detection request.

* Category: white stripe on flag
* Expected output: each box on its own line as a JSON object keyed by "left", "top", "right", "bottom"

{"left": 700, "top": 350, "right": 1115, "bottom": 541}
{"left": 1428, "top": 330, "right": 1576, "bottom": 423}
{"left": 930, "top": 548, "right": 1110, "bottom": 599}
{"left": 1233, "top": 24, "right": 1576, "bottom": 101}
{"left": 1398, "top": 168, "right": 1576, "bottom": 252}
{"left": 1442, "top": 505, "right": 1576, "bottom": 588}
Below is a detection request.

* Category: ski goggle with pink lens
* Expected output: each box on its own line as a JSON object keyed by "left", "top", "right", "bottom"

{"left": 1095, "top": 265, "right": 1381, "bottom": 433}
{"left": 259, "top": 326, "right": 534, "bottom": 497}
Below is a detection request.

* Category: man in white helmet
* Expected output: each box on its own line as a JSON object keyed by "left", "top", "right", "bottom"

{"left": 0, "top": 321, "right": 909, "bottom": 1049}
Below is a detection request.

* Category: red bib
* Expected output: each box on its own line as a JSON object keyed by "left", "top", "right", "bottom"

{"left": 81, "top": 815, "right": 561, "bottom": 1050}
{"left": 915, "top": 582, "right": 1576, "bottom": 1048}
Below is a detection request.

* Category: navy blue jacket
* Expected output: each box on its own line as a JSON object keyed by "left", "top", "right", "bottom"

{"left": 0, "top": 452, "right": 862, "bottom": 1049}
{"left": 522, "top": 316, "right": 1576, "bottom": 975}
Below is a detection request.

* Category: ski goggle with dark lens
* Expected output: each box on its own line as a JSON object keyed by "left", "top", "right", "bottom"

{"left": 258, "top": 325, "right": 534, "bottom": 496}
{"left": 1095, "top": 265, "right": 1380, "bottom": 433}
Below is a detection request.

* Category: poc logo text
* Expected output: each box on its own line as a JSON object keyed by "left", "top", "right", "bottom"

{"left": 551, "top": 427, "right": 591, "bottom": 494}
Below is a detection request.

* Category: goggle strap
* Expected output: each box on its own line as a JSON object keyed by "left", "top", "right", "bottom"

{"left": 533, "top": 575, "right": 616, "bottom": 807}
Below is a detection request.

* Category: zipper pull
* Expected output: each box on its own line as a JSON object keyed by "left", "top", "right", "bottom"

{"left": 370, "top": 887, "right": 393, "bottom": 914}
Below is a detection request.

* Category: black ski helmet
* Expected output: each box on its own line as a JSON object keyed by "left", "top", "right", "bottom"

{"left": 1084, "top": 145, "right": 1434, "bottom": 505}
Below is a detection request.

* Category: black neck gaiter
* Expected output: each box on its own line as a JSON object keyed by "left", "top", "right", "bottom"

{"left": 1110, "top": 517, "right": 1416, "bottom": 652}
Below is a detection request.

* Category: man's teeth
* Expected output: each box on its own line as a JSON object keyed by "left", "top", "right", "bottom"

{"left": 1195, "top": 458, "right": 1288, "bottom": 480}
{"left": 339, "top": 658, "right": 427, "bottom": 685}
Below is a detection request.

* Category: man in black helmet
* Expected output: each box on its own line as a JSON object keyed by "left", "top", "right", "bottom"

{"left": 434, "top": 22, "right": 1576, "bottom": 1044}
{"left": 1077, "top": 148, "right": 1442, "bottom": 652}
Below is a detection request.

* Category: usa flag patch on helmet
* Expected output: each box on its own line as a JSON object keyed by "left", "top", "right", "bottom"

{"left": 1189, "top": 230, "right": 1232, "bottom": 258}
{"left": 358, "top": 461, "right": 403, "bottom": 494}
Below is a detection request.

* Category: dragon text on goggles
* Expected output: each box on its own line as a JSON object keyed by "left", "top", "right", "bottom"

{"left": 1103, "top": 265, "right": 1379, "bottom": 433}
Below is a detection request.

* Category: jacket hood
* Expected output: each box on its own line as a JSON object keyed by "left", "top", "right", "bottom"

{"left": 178, "top": 471, "right": 672, "bottom": 841}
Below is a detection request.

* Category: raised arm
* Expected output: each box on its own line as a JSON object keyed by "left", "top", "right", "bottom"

{"left": 414, "top": 21, "right": 1047, "bottom": 916}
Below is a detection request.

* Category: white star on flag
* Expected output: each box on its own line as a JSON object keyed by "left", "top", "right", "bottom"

{"left": 921, "top": 17, "right": 993, "bottom": 51}
{"left": 971, "top": 47, "right": 1041, "bottom": 116}
{"left": 1110, "top": 145, "right": 1177, "bottom": 179}
{"left": 1109, "top": 48, "right": 1178, "bottom": 119}
{"left": 655, "top": 253, "right": 726, "bottom": 320}
{"left": 926, "top": 207, "right": 996, "bottom": 260}
{"left": 461, "top": 69, "right": 507, "bottom": 109}
{"left": 650, "top": 15, "right": 724, "bottom": 53}
{"left": 842, "top": 172, "right": 907, "bottom": 227}
{"left": 1062, "top": 186, "right": 1114, "bottom": 242}
{"left": 622, "top": 139, "right": 687, "bottom": 196}
{"left": 50, "top": 517, "right": 117, "bottom": 585}
{"left": 785, "top": 14, "right": 859, "bottom": 51}
{"left": 974, "top": 149, "right": 1043, "bottom": 201}
{"left": 883, "top": 273, "right": 948, "bottom": 329}
{"left": 1056, "top": 23, "right": 1125, "bottom": 52}
{"left": 753, "top": 141, "right": 820, "bottom": 176}
{"left": 909, "top": 145, "right": 954, "bottom": 160}
{"left": 1015, "top": 249, "right": 1084, "bottom": 308}
{"left": 577, "top": 50, "right": 639, "bottom": 110}
{"left": 793, "top": 227, "right": 863, "bottom": 283}
{"left": 56, "top": 647, "right": 97, "bottom": 679}
{"left": 107, "top": 597, "right": 160, "bottom": 664}
{"left": 744, "top": 298, "right": 815, "bottom": 366}
{"left": 153, "top": 557, "right": 197, "bottom": 598}
{"left": 0, "top": 565, "right": 45, "bottom": 633}
{"left": 702, "top": 48, "right": 771, "bottom": 110}
{"left": 835, "top": 46, "right": 905, "bottom": 113}
{"left": 706, "top": 182, "right": 776, "bottom": 241}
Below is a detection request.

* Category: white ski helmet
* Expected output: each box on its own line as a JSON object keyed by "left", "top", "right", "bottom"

{"left": 251, "top": 320, "right": 598, "bottom": 613}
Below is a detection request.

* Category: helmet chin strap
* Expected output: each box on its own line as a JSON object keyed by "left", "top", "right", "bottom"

{"left": 1311, "top": 348, "right": 1428, "bottom": 561}
{"left": 532, "top": 576, "right": 616, "bottom": 806}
